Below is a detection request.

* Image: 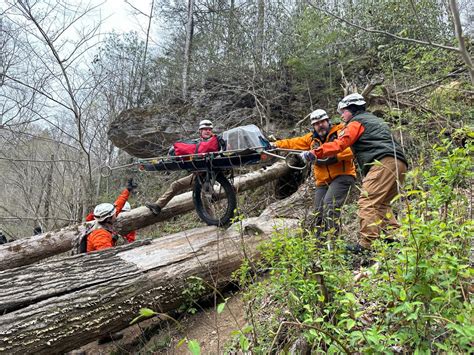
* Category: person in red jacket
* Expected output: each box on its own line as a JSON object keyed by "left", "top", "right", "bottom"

{"left": 120, "top": 202, "right": 136, "bottom": 243}
{"left": 86, "top": 179, "right": 137, "bottom": 252}
{"left": 145, "top": 119, "right": 225, "bottom": 215}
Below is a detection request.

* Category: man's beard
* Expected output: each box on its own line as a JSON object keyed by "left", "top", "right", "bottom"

{"left": 316, "top": 128, "right": 328, "bottom": 137}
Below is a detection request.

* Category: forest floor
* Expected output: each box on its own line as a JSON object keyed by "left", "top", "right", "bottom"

{"left": 73, "top": 292, "right": 246, "bottom": 354}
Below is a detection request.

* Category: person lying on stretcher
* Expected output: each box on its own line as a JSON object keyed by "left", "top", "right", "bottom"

{"left": 145, "top": 119, "right": 225, "bottom": 215}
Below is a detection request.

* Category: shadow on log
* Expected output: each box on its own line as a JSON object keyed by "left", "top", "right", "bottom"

{"left": 0, "top": 185, "right": 312, "bottom": 354}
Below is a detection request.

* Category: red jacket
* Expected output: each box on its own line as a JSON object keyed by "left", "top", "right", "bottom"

{"left": 123, "top": 230, "right": 136, "bottom": 243}
{"left": 87, "top": 189, "right": 131, "bottom": 252}
{"left": 313, "top": 121, "right": 365, "bottom": 158}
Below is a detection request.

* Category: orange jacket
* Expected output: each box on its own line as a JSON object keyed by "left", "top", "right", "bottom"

{"left": 87, "top": 188, "right": 130, "bottom": 252}
{"left": 275, "top": 123, "right": 356, "bottom": 186}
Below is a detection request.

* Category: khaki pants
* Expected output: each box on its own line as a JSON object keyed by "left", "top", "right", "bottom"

{"left": 358, "top": 157, "right": 407, "bottom": 248}
{"left": 155, "top": 174, "right": 194, "bottom": 208}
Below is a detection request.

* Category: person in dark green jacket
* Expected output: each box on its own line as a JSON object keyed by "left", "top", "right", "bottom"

{"left": 302, "top": 93, "right": 408, "bottom": 251}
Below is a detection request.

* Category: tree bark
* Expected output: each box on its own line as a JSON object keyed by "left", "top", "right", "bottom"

{"left": 0, "top": 191, "right": 307, "bottom": 354}
{"left": 449, "top": 0, "right": 474, "bottom": 85}
{"left": 43, "top": 154, "right": 54, "bottom": 230}
{"left": 0, "top": 161, "right": 292, "bottom": 271}
{"left": 255, "top": 0, "right": 265, "bottom": 70}
{"left": 182, "top": 0, "right": 195, "bottom": 99}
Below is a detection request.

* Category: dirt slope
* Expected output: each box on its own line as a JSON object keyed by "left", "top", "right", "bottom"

{"left": 73, "top": 293, "right": 246, "bottom": 354}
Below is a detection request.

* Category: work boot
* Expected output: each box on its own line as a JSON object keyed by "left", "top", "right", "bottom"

{"left": 345, "top": 243, "right": 369, "bottom": 255}
{"left": 145, "top": 202, "right": 161, "bottom": 216}
{"left": 97, "top": 332, "right": 124, "bottom": 344}
{"left": 345, "top": 243, "right": 374, "bottom": 267}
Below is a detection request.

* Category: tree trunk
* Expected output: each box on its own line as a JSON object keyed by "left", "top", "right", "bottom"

{"left": 0, "top": 191, "right": 307, "bottom": 354}
{"left": 43, "top": 154, "right": 54, "bottom": 230}
{"left": 0, "top": 161, "right": 292, "bottom": 271}
{"left": 182, "top": 0, "right": 194, "bottom": 99}
{"left": 449, "top": 0, "right": 474, "bottom": 85}
{"left": 255, "top": 0, "right": 265, "bottom": 70}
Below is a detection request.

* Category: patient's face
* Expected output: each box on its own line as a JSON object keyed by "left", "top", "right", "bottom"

{"left": 199, "top": 128, "right": 213, "bottom": 139}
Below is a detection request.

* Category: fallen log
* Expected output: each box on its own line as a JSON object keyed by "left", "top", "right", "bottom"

{"left": 0, "top": 161, "right": 292, "bottom": 271}
{"left": 0, "top": 187, "right": 311, "bottom": 354}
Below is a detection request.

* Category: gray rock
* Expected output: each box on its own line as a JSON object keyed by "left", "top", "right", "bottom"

{"left": 108, "top": 78, "right": 296, "bottom": 158}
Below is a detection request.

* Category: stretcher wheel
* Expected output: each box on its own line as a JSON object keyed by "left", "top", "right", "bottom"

{"left": 193, "top": 172, "right": 237, "bottom": 226}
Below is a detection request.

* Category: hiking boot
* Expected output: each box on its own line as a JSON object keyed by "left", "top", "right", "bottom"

{"left": 382, "top": 237, "right": 398, "bottom": 245}
{"left": 97, "top": 332, "right": 124, "bottom": 344}
{"left": 145, "top": 202, "right": 161, "bottom": 216}
{"left": 346, "top": 243, "right": 370, "bottom": 255}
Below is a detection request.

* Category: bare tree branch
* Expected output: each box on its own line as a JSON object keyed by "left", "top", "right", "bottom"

{"left": 396, "top": 68, "right": 465, "bottom": 95}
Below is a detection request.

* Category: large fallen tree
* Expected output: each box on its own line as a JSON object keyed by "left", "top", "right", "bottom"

{"left": 0, "top": 161, "right": 293, "bottom": 271}
{"left": 0, "top": 186, "right": 311, "bottom": 354}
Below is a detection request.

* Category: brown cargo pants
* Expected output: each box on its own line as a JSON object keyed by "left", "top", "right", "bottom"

{"left": 155, "top": 174, "right": 195, "bottom": 208}
{"left": 358, "top": 156, "right": 407, "bottom": 249}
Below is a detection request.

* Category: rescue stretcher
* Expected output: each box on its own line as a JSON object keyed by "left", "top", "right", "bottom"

{"left": 101, "top": 125, "right": 307, "bottom": 226}
{"left": 137, "top": 147, "right": 285, "bottom": 172}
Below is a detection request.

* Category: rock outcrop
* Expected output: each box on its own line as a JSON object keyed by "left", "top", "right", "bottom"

{"left": 108, "top": 78, "right": 296, "bottom": 158}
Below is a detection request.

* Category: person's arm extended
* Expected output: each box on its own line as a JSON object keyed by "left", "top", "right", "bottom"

{"left": 275, "top": 133, "right": 313, "bottom": 150}
{"left": 314, "top": 121, "right": 364, "bottom": 158}
{"left": 114, "top": 188, "right": 130, "bottom": 215}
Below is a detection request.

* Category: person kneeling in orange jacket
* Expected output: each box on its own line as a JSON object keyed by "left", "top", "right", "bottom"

{"left": 86, "top": 179, "right": 137, "bottom": 252}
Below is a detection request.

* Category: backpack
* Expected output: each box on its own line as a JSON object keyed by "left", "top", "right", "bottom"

{"left": 71, "top": 222, "right": 96, "bottom": 255}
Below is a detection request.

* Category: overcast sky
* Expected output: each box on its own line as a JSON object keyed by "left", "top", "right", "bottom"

{"left": 95, "top": 0, "right": 152, "bottom": 37}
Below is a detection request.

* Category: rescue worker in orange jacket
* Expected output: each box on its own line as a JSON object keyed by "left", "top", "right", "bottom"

{"left": 274, "top": 109, "right": 356, "bottom": 234}
{"left": 85, "top": 201, "right": 136, "bottom": 243}
{"left": 301, "top": 94, "right": 408, "bottom": 251}
{"left": 87, "top": 179, "right": 137, "bottom": 252}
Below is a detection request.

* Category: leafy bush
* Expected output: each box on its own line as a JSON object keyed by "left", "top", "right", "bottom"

{"left": 235, "top": 140, "right": 473, "bottom": 353}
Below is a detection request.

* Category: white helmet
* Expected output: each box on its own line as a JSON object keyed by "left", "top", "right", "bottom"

{"left": 337, "top": 93, "right": 366, "bottom": 114}
{"left": 93, "top": 203, "right": 116, "bottom": 222}
{"left": 310, "top": 109, "right": 329, "bottom": 125}
{"left": 122, "top": 202, "right": 131, "bottom": 212}
{"left": 198, "top": 119, "right": 213, "bottom": 130}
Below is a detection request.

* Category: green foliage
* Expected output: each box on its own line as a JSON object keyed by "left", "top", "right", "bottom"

{"left": 187, "top": 339, "right": 201, "bottom": 355}
{"left": 217, "top": 300, "right": 227, "bottom": 314}
{"left": 179, "top": 276, "right": 207, "bottom": 315}
{"left": 130, "top": 307, "right": 158, "bottom": 325}
{"left": 176, "top": 337, "right": 201, "bottom": 355}
{"left": 236, "top": 141, "right": 473, "bottom": 353}
{"left": 227, "top": 325, "right": 253, "bottom": 353}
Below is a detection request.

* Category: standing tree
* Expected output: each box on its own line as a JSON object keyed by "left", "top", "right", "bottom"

{"left": 182, "top": 0, "right": 195, "bottom": 99}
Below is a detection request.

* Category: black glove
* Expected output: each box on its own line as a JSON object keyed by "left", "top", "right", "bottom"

{"left": 126, "top": 178, "right": 138, "bottom": 192}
